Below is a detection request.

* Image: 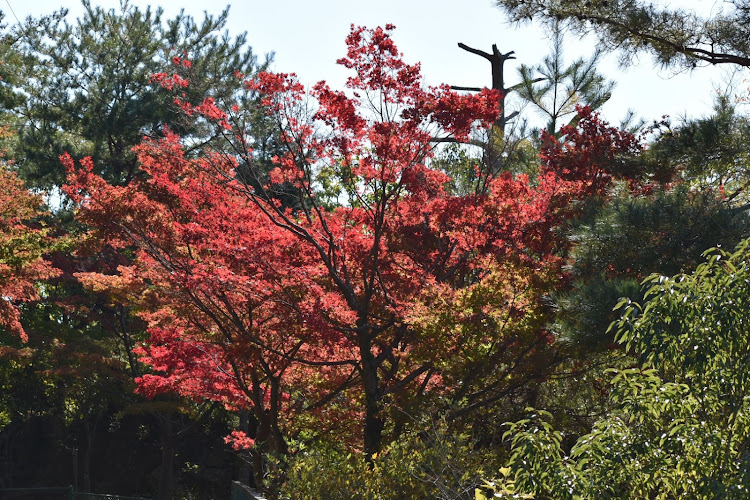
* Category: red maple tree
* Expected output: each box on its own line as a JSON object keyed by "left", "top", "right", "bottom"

{"left": 65, "top": 26, "right": 646, "bottom": 471}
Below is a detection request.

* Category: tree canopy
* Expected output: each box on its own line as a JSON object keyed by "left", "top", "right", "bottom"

{"left": 491, "top": 237, "right": 750, "bottom": 499}
{"left": 0, "top": 2, "right": 749, "bottom": 498}
{"left": 495, "top": 0, "right": 750, "bottom": 69}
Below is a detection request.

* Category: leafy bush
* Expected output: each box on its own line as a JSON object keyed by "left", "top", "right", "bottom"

{"left": 489, "top": 238, "right": 750, "bottom": 499}
{"left": 282, "top": 419, "right": 500, "bottom": 499}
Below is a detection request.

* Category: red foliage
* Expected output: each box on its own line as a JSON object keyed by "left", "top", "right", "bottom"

{"left": 65, "top": 26, "right": 644, "bottom": 455}
{"left": 0, "top": 167, "right": 59, "bottom": 342}
{"left": 540, "top": 105, "right": 643, "bottom": 197}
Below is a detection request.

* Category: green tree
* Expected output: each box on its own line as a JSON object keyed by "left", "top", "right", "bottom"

{"left": 492, "top": 237, "right": 750, "bottom": 499}
{"left": 649, "top": 94, "right": 750, "bottom": 204}
{"left": 13, "top": 0, "right": 270, "bottom": 188}
{"left": 516, "top": 24, "right": 613, "bottom": 136}
{"left": 551, "top": 91, "right": 750, "bottom": 351}
{"left": 555, "top": 185, "right": 750, "bottom": 348}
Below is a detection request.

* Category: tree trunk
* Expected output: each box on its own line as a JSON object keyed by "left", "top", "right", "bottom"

{"left": 359, "top": 340, "right": 384, "bottom": 457}
{"left": 235, "top": 409, "right": 253, "bottom": 485}
{"left": 247, "top": 374, "right": 289, "bottom": 493}
{"left": 81, "top": 419, "right": 97, "bottom": 493}
{"left": 156, "top": 417, "right": 176, "bottom": 500}
{"left": 455, "top": 43, "right": 516, "bottom": 135}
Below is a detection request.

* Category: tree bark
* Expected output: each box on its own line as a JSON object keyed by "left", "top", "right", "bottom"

{"left": 81, "top": 419, "right": 97, "bottom": 493}
{"left": 156, "top": 416, "right": 176, "bottom": 500}
{"left": 235, "top": 409, "right": 253, "bottom": 485}
{"left": 455, "top": 43, "right": 516, "bottom": 135}
{"left": 359, "top": 335, "right": 384, "bottom": 457}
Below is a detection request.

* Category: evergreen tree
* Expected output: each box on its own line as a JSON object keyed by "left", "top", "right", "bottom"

{"left": 556, "top": 186, "right": 750, "bottom": 348}
{"left": 516, "top": 24, "right": 613, "bottom": 136}
{"left": 495, "top": 0, "right": 750, "bottom": 69}
{"left": 11, "top": 0, "right": 270, "bottom": 188}
{"left": 649, "top": 94, "right": 750, "bottom": 204}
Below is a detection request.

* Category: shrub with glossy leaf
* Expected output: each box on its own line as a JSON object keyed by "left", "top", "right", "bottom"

{"left": 489, "top": 237, "right": 750, "bottom": 499}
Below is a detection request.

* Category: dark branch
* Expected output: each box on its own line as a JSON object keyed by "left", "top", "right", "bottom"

{"left": 457, "top": 42, "right": 494, "bottom": 61}
{"left": 450, "top": 85, "right": 483, "bottom": 92}
{"left": 430, "top": 136, "right": 487, "bottom": 148}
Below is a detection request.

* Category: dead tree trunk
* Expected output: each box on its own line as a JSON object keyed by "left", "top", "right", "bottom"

{"left": 452, "top": 43, "right": 519, "bottom": 136}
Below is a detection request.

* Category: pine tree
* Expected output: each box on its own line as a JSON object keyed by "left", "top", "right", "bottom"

{"left": 12, "top": 0, "right": 270, "bottom": 188}
{"left": 495, "top": 0, "right": 750, "bottom": 69}
{"left": 516, "top": 24, "right": 613, "bottom": 136}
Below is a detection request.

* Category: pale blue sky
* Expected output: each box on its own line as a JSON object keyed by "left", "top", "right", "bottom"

{"left": 5, "top": 0, "right": 742, "bottom": 128}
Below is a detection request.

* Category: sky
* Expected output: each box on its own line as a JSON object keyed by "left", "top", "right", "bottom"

{"left": 4, "top": 0, "right": 744, "bottom": 129}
